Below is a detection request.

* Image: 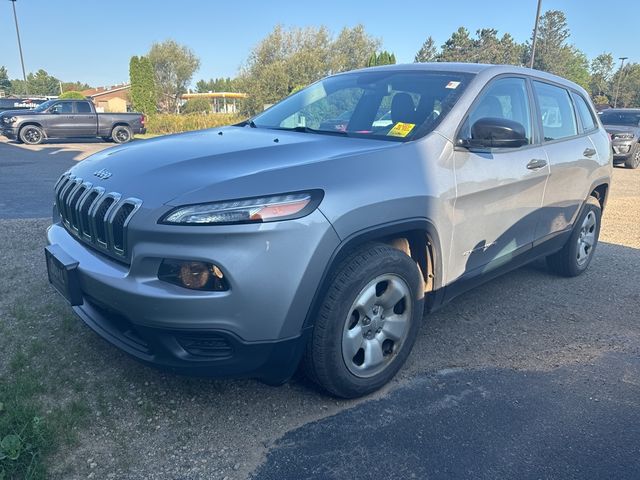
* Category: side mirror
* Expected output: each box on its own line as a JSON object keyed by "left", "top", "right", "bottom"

{"left": 462, "top": 117, "right": 528, "bottom": 149}
{"left": 49, "top": 109, "right": 59, "bottom": 114}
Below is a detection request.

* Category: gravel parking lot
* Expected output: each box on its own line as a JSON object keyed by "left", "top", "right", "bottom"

{"left": 0, "top": 137, "right": 639, "bottom": 479}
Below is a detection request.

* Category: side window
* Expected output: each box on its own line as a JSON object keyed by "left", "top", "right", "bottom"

{"left": 462, "top": 77, "right": 533, "bottom": 145}
{"left": 533, "top": 82, "right": 577, "bottom": 141}
{"left": 571, "top": 92, "right": 597, "bottom": 132}
{"left": 75, "top": 101, "right": 92, "bottom": 113}
{"left": 50, "top": 102, "right": 73, "bottom": 114}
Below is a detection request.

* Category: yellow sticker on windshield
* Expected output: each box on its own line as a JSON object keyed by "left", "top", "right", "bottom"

{"left": 387, "top": 122, "right": 415, "bottom": 137}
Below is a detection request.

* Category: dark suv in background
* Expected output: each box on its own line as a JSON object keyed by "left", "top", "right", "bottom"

{"left": 600, "top": 108, "right": 640, "bottom": 169}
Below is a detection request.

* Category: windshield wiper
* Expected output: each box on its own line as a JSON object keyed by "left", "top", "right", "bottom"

{"left": 235, "top": 119, "right": 258, "bottom": 128}
{"left": 273, "top": 126, "right": 348, "bottom": 136}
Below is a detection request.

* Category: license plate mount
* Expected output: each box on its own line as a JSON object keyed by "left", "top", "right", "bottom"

{"left": 45, "top": 245, "right": 83, "bottom": 306}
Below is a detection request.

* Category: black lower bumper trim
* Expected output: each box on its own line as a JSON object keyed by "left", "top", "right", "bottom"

{"left": 72, "top": 298, "right": 308, "bottom": 384}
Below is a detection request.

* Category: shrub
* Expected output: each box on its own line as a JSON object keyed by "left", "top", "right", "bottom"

{"left": 58, "top": 91, "right": 85, "bottom": 99}
{"left": 181, "top": 97, "right": 212, "bottom": 114}
{"left": 145, "top": 113, "right": 242, "bottom": 135}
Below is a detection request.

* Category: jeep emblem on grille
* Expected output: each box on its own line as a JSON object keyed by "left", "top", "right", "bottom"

{"left": 94, "top": 168, "right": 112, "bottom": 180}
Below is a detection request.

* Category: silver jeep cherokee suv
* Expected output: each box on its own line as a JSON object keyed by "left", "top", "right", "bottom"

{"left": 46, "top": 63, "right": 612, "bottom": 398}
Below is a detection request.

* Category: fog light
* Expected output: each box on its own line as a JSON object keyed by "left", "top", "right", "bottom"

{"left": 158, "top": 259, "right": 228, "bottom": 291}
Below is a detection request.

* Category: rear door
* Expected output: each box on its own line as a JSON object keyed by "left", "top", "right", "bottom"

{"left": 532, "top": 81, "right": 598, "bottom": 240}
{"left": 72, "top": 101, "right": 97, "bottom": 137}
{"left": 449, "top": 76, "right": 549, "bottom": 282}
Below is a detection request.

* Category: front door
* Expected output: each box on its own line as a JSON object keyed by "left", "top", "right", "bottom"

{"left": 448, "top": 76, "right": 549, "bottom": 283}
{"left": 45, "top": 101, "right": 75, "bottom": 137}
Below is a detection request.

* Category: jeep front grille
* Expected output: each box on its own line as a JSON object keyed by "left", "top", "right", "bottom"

{"left": 54, "top": 173, "right": 141, "bottom": 261}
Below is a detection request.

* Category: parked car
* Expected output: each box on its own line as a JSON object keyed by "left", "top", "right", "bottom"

{"left": 0, "top": 99, "right": 145, "bottom": 144}
{"left": 45, "top": 64, "right": 611, "bottom": 398}
{"left": 599, "top": 108, "right": 640, "bottom": 169}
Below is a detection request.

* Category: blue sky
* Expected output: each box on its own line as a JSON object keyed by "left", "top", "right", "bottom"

{"left": 0, "top": 0, "right": 636, "bottom": 87}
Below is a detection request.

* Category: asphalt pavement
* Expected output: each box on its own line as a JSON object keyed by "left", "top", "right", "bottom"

{"left": 0, "top": 138, "right": 112, "bottom": 218}
{"left": 256, "top": 352, "right": 640, "bottom": 479}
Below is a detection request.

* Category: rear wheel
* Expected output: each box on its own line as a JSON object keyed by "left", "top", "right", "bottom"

{"left": 111, "top": 125, "right": 132, "bottom": 144}
{"left": 546, "top": 196, "right": 601, "bottom": 277}
{"left": 303, "top": 243, "right": 424, "bottom": 398}
{"left": 19, "top": 125, "right": 44, "bottom": 145}
{"left": 624, "top": 144, "right": 640, "bottom": 169}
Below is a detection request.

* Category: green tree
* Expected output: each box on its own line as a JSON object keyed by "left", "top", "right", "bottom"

{"left": 148, "top": 40, "right": 200, "bottom": 113}
{"left": 414, "top": 36, "right": 438, "bottom": 62}
{"left": 196, "top": 77, "right": 237, "bottom": 92}
{"left": 524, "top": 10, "right": 590, "bottom": 89}
{"left": 10, "top": 69, "right": 60, "bottom": 95}
{"left": 129, "top": 55, "right": 157, "bottom": 115}
{"left": 590, "top": 53, "right": 614, "bottom": 98}
{"left": 58, "top": 91, "right": 85, "bottom": 99}
{"left": 61, "top": 81, "right": 90, "bottom": 92}
{"left": 367, "top": 50, "right": 397, "bottom": 67}
{"left": 238, "top": 24, "right": 380, "bottom": 115}
{"left": 439, "top": 27, "right": 474, "bottom": 62}
{"left": 611, "top": 63, "right": 640, "bottom": 108}
{"left": 330, "top": 25, "right": 381, "bottom": 72}
{"left": 0, "top": 66, "right": 11, "bottom": 93}
{"left": 181, "top": 97, "right": 211, "bottom": 113}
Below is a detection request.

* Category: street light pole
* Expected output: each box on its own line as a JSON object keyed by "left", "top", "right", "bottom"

{"left": 529, "top": 0, "right": 543, "bottom": 68}
{"left": 10, "top": 0, "right": 28, "bottom": 91}
{"left": 613, "top": 56, "right": 628, "bottom": 108}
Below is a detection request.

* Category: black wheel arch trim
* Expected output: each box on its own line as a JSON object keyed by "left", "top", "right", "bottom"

{"left": 302, "top": 217, "right": 444, "bottom": 333}
{"left": 587, "top": 176, "right": 610, "bottom": 211}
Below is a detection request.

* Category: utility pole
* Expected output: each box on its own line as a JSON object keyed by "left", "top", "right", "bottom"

{"left": 10, "top": 0, "right": 28, "bottom": 90}
{"left": 529, "top": 0, "right": 543, "bottom": 68}
{"left": 613, "top": 56, "right": 628, "bottom": 108}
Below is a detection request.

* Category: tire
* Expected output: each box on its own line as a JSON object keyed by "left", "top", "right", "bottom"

{"left": 19, "top": 125, "right": 45, "bottom": 145}
{"left": 546, "top": 196, "right": 601, "bottom": 277}
{"left": 111, "top": 125, "right": 133, "bottom": 144}
{"left": 303, "top": 243, "right": 424, "bottom": 398}
{"left": 624, "top": 143, "right": 640, "bottom": 169}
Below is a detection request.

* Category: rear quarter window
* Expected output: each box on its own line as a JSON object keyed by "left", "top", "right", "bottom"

{"left": 533, "top": 81, "right": 578, "bottom": 141}
{"left": 571, "top": 93, "right": 597, "bottom": 132}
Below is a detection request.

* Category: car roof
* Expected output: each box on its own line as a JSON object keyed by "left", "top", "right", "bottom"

{"left": 340, "top": 62, "right": 586, "bottom": 93}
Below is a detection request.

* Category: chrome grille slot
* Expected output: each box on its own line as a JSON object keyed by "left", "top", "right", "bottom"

{"left": 53, "top": 173, "right": 141, "bottom": 262}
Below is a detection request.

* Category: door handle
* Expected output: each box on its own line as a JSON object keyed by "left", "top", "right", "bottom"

{"left": 526, "top": 159, "right": 548, "bottom": 170}
{"left": 583, "top": 148, "right": 597, "bottom": 158}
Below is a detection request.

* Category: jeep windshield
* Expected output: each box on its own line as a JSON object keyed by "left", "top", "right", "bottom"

{"left": 600, "top": 111, "right": 640, "bottom": 127}
{"left": 249, "top": 70, "right": 474, "bottom": 142}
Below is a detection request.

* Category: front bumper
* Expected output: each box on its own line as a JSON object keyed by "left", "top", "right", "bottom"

{"left": 1, "top": 126, "right": 18, "bottom": 139}
{"left": 47, "top": 209, "right": 340, "bottom": 379}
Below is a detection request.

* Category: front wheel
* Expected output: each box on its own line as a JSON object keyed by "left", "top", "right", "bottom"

{"left": 111, "top": 125, "right": 133, "bottom": 144}
{"left": 303, "top": 243, "right": 424, "bottom": 398}
{"left": 624, "top": 144, "right": 640, "bottom": 169}
{"left": 546, "top": 196, "right": 601, "bottom": 277}
{"left": 19, "top": 125, "right": 44, "bottom": 145}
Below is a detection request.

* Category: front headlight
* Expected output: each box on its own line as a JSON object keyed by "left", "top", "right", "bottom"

{"left": 160, "top": 190, "right": 323, "bottom": 225}
{"left": 2, "top": 116, "right": 17, "bottom": 124}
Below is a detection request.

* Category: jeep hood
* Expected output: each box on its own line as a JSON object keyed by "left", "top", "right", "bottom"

{"left": 69, "top": 126, "right": 396, "bottom": 208}
{"left": 603, "top": 124, "right": 639, "bottom": 136}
